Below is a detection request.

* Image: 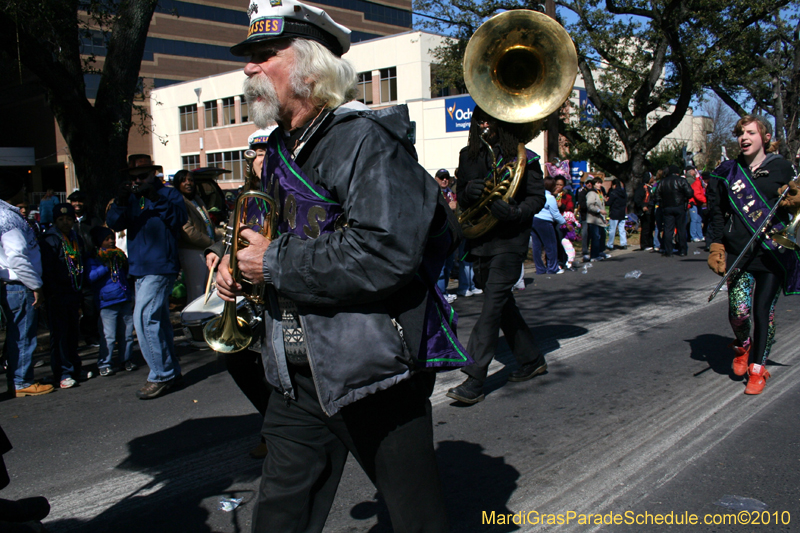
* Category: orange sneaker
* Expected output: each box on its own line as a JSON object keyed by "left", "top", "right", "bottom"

{"left": 744, "top": 364, "right": 770, "bottom": 395}
{"left": 730, "top": 342, "right": 751, "bottom": 376}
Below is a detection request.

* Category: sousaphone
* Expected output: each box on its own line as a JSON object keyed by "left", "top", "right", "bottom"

{"left": 459, "top": 9, "right": 578, "bottom": 239}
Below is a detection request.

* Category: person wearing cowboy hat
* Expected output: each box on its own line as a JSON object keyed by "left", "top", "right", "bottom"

{"left": 106, "top": 155, "right": 188, "bottom": 399}
{"left": 215, "top": 1, "right": 458, "bottom": 530}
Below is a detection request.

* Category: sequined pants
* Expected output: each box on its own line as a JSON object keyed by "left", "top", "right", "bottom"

{"left": 727, "top": 269, "right": 781, "bottom": 365}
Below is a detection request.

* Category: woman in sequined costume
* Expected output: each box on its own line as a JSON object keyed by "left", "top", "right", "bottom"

{"left": 706, "top": 115, "right": 795, "bottom": 394}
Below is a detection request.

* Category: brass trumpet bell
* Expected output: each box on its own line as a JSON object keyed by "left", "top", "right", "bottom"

{"left": 204, "top": 299, "right": 253, "bottom": 353}
{"left": 771, "top": 214, "right": 800, "bottom": 250}
{"left": 463, "top": 9, "right": 578, "bottom": 124}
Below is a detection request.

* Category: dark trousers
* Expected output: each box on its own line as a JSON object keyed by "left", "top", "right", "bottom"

{"left": 253, "top": 368, "right": 448, "bottom": 533}
{"left": 639, "top": 211, "right": 654, "bottom": 249}
{"left": 588, "top": 223, "right": 606, "bottom": 259}
{"left": 47, "top": 293, "right": 82, "bottom": 381}
{"left": 531, "top": 218, "right": 559, "bottom": 274}
{"left": 225, "top": 352, "right": 270, "bottom": 416}
{"left": 662, "top": 206, "right": 687, "bottom": 256}
{"left": 80, "top": 286, "right": 99, "bottom": 342}
{"left": 462, "top": 253, "right": 541, "bottom": 381}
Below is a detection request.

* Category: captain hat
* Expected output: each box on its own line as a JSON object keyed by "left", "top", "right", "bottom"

{"left": 231, "top": 0, "right": 351, "bottom": 57}
{"left": 248, "top": 126, "right": 277, "bottom": 147}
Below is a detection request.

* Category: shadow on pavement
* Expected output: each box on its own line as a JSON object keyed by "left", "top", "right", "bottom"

{"left": 44, "top": 415, "right": 263, "bottom": 533}
{"left": 687, "top": 333, "right": 737, "bottom": 377}
{"left": 349, "top": 440, "right": 521, "bottom": 532}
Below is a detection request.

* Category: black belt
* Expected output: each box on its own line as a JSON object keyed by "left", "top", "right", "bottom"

{"left": 2, "top": 280, "right": 24, "bottom": 286}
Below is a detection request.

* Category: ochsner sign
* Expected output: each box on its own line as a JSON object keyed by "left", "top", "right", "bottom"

{"left": 445, "top": 95, "right": 476, "bottom": 132}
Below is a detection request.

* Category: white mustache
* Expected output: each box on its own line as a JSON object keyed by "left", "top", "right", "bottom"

{"left": 243, "top": 75, "right": 280, "bottom": 128}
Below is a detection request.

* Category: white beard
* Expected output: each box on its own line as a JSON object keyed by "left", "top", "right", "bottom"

{"left": 244, "top": 75, "right": 280, "bottom": 128}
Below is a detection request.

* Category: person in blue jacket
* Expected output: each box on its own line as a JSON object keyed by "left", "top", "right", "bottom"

{"left": 87, "top": 226, "right": 136, "bottom": 376}
{"left": 106, "top": 155, "right": 188, "bottom": 399}
{"left": 531, "top": 176, "right": 567, "bottom": 274}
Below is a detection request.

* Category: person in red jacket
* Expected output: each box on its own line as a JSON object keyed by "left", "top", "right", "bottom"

{"left": 687, "top": 167, "right": 706, "bottom": 242}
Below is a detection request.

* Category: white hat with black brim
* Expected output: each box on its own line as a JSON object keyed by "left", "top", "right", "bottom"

{"left": 231, "top": 0, "right": 351, "bottom": 57}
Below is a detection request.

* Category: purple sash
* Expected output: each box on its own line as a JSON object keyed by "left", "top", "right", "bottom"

{"left": 262, "top": 130, "right": 472, "bottom": 369}
{"left": 713, "top": 160, "right": 800, "bottom": 294}
{"left": 263, "top": 133, "right": 344, "bottom": 238}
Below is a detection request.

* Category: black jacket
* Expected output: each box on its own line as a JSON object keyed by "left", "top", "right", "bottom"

{"left": 607, "top": 187, "right": 627, "bottom": 220}
{"left": 260, "top": 103, "right": 444, "bottom": 416}
{"left": 75, "top": 214, "right": 104, "bottom": 258}
{"left": 41, "top": 226, "right": 87, "bottom": 296}
{"left": 707, "top": 154, "right": 794, "bottom": 271}
{"left": 655, "top": 173, "right": 693, "bottom": 209}
{"left": 456, "top": 145, "right": 545, "bottom": 256}
{"left": 633, "top": 183, "right": 652, "bottom": 215}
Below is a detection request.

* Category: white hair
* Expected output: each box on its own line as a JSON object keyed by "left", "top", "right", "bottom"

{"left": 289, "top": 39, "right": 358, "bottom": 109}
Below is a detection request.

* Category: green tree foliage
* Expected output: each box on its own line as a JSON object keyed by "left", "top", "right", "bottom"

{"left": 700, "top": 6, "right": 800, "bottom": 161}
{"left": 414, "top": 0, "right": 789, "bottom": 186}
{"left": 645, "top": 141, "right": 685, "bottom": 173}
{"left": 0, "top": 0, "right": 160, "bottom": 215}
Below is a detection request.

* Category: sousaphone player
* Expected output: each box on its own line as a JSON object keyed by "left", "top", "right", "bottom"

{"left": 447, "top": 9, "right": 578, "bottom": 404}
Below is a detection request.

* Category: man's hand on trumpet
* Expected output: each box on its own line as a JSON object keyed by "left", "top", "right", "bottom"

{"left": 215, "top": 254, "right": 240, "bottom": 302}
{"left": 215, "top": 229, "right": 272, "bottom": 302}
{"left": 238, "top": 228, "right": 271, "bottom": 284}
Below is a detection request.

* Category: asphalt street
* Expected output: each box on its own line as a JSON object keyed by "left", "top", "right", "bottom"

{"left": 2, "top": 242, "right": 798, "bottom": 532}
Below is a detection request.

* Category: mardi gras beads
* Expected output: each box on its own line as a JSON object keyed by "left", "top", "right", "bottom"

{"left": 97, "top": 248, "right": 127, "bottom": 283}
{"left": 61, "top": 234, "right": 83, "bottom": 291}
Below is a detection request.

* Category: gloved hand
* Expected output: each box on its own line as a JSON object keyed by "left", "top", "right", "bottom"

{"left": 778, "top": 181, "right": 800, "bottom": 209}
{"left": 134, "top": 181, "right": 160, "bottom": 202}
{"left": 115, "top": 181, "right": 133, "bottom": 206}
{"left": 707, "top": 242, "right": 726, "bottom": 276}
{"left": 463, "top": 180, "right": 486, "bottom": 203}
{"left": 489, "top": 198, "right": 521, "bottom": 222}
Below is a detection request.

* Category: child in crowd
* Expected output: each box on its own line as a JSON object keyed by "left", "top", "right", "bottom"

{"left": 41, "top": 203, "right": 88, "bottom": 388}
{"left": 87, "top": 227, "right": 137, "bottom": 375}
{"left": 560, "top": 211, "right": 580, "bottom": 271}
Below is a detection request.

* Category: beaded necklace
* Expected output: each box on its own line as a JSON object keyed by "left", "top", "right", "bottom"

{"left": 60, "top": 232, "right": 83, "bottom": 291}
{"left": 97, "top": 248, "right": 127, "bottom": 283}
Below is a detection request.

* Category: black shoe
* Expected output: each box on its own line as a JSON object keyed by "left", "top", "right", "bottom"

{"left": 0, "top": 496, "right": 50, "bottom": 522}
{"left": 446, "top": 377, "right": 485, "bottom": 404}
{"left": 508, "top": 360, "right": 548, "bottom": 382}
{"left": 136, "top": 375, "right": 183, "bottom": 400}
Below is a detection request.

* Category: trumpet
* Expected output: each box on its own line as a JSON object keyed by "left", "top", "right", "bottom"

{"left": 203, "top": 189, "right": 278, "bottom": 353}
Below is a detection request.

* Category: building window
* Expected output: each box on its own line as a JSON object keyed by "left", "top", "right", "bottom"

{"left": 356, "top": 72, "right": 373, "bottom": 105}
{"left": 182, "top": 154, "right": 200, "bottom": 170}
{"left": 222, "top": 97, "right": 236, "bottom": 125}
{"left": 240, "top": 96, "right": 250, "bottom": 123}
{"left": 179, "top": 104, "right": 198, "bottom": 132}
{"left": 207, "top": 150, "right": 245, "bottom": 181}
{"left": 380, "top": 67, "right": 397, "bottom": 103}
{"left": 204, "top": 100, "right": 218, "bottom": 128}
